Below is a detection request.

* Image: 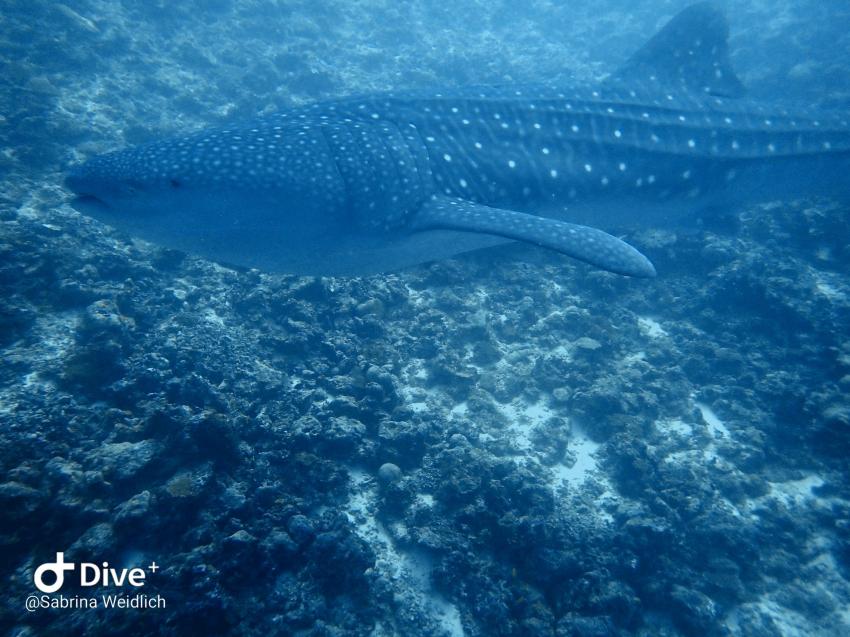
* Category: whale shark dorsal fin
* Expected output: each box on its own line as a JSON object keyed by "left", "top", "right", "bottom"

{"left": 412, "top": 196, "right": 656, "bottom": 277}
{"left": 610, "top": 2, "right": 745, "bottom": 98}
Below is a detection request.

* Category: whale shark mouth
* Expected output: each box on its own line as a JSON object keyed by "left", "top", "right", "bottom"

{"left": 64, "top": 171, "right": 113, "bottom": 212}
{"left": 68, "top": 193, "right": 113, "bottom": 218}
{"left": 71, "top": 193, "right": 107, "bottom": 206}
{"left": 67, "top": 191, "right": 116, "bottom": 227}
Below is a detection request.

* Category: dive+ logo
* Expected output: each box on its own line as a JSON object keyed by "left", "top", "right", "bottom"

{"left": 33, "top": 553, "right": 158, "bottom": 593}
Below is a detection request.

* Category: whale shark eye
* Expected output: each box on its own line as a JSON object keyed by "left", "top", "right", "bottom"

{"left": 169, "top": 179, "right": 181, "bottom": 189}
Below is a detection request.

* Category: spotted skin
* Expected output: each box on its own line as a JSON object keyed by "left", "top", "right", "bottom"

{"left": 66, "top": 3, "right": 850, "bottom": 277}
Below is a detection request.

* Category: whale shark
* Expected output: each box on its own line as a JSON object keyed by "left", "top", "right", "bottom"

{"left": 66, "top": 2, "right": 850, "bottom": 277}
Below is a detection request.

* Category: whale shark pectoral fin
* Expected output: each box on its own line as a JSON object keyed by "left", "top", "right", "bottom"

{"left": 609, "top": 2, "right": 745, "bottom": 98}
{"left": 412, "top": 196, "right": 656, "bottom": 278}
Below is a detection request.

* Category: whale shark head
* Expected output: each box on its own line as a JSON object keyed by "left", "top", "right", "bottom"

{"left": 66, "top": 149, "right": 194, "bottom": 224}
{"left": 67, "top": 124, "right": 347, "bottom": 212}
{"left": 65, "top": 123, "right": 352, "bottom": 266}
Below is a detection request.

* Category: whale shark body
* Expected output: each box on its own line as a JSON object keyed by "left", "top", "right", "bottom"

{"left": 66, "top": 3, "right": 850, "bottom": 277}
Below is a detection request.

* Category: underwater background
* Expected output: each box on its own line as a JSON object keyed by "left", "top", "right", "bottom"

{"left": 2, "top": 0, "right": 850, "bottom": 635}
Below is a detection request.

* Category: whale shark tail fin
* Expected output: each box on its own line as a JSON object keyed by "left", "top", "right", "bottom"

{"left": 610, "top": 1, "right": 745, "bottom": 98}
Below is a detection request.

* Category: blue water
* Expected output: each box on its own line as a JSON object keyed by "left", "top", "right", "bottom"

{"left": 1, "top": 2, "right": 849, "bottom": 636}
